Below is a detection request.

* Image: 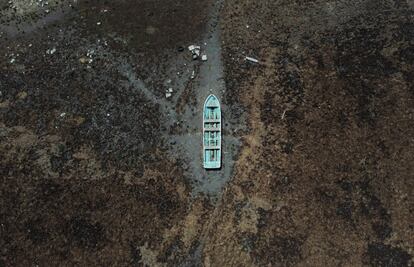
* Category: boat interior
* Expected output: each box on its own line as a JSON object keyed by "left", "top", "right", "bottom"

{"left": 203, "top": 95, "right": 221, "bottom": 169}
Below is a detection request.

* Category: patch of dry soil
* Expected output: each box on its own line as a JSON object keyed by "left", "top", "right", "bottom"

{"left": 202, "top": 0, "right": 414, "bottom": 266}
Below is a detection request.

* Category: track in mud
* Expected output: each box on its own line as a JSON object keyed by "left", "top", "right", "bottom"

{"left": 112, "top": 0, "right": 243, "bottom": 197}
{"left": 164, "top": 0, "right": 243, "bottom": 197}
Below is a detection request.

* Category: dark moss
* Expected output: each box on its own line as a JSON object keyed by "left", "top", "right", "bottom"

{"left": 253, "top": 235, "right": 303, "bottom": 266}
{"left": 240, "top": 233, "right": 257, "bottom": 252}
{"left": 365, "top": 243, "right": 411, "bottom": 267}
{"left": 372, "top": 222, "right": 392, "bottom": 240}
{"left": 129, "top": 242, "right": 142, "bottom": 266}
{"left": 24, "top": 218, "right": 49, "bottom": 244}
{"left": 36, "top": 180, "right": 64, "bottom": 203}
{"left": 336, "top": 200, "right": 354, "bottom": 222}
{"left": 66, "top": 217, "right": 105, "bottom": 250}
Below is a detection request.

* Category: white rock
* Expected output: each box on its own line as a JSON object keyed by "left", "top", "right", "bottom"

{"left": 165, "top": 92, "right": 172, "bottom": 98}
{"left": 47, "top": 47, "right": 56, "bottom": 55}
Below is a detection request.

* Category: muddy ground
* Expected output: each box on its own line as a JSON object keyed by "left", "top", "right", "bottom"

{"left": 1, "top": 0, "right": 413, "bottom": 266}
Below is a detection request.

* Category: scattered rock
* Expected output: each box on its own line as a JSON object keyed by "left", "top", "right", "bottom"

{"left": 0, "top": 100, "right": 10, "bottom": 109}
{"left": 146, "top": 26, "right": 156, "bottom": 35}
{"left": 17, "top": 91, "right": 28, "bottom": 100}
{"left": 46, "top": 48, "right": 56, "bottom": 55}
{"left": 71, "top": 116, "right": 86, "bottom": 126}
{"left": 73, "top": 152, "right": 89, "bottom": 160}
{"left": 79, "top": 57, "right": 88, "bottom": 64}
{"left": 188, "top": 45, "right": 201, "bottom": 60}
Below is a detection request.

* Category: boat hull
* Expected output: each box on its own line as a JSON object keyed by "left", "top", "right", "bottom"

{"left": 203, "top": 94, "right": 221, "bottom": 169}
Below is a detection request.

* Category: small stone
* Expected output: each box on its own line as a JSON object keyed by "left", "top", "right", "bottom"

{"left": 73, "top": 152, "right": 89, "bottom": 160}
{"left": 165, "top": 92, "right": 172, "bottom": 98}
{"left": 17, "top": 91, "right": 27, "bottom": 100}
{"left": 72, "top": 116, "right": 85, "bottom": 126}
{"left": 0, "top": 100, "right": 10, "bottom": 109}
{"left": 79, "top": 57, "right": 88, "bottom": 64}
{"left": 145, "top": 26, "right": 156, "bottom": 34}
{"left": 201, "top": 54, "right": 208, "bottom": 61}
{"left": 46, "top": 47, "right": 56, "bottom": 55}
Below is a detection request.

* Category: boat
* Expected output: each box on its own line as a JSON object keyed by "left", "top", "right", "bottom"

{"left": 203, "top": 94, "right": 221, "bottom": 169}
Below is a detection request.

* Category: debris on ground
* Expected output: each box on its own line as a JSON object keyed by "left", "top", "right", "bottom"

{"left": 79, "top": 57, "right": 88, "bottom": 64}
{"left": 191, "top": 70, "right": 196, "bottom": 79}
{"left": 165, "top": 87, "right": 173, "bottom": 98}
{"left": 245, "top": 56, "right": 259, "bottom": 63}
{"left": 188, "top": 44, "right": 201, "bottom": 60}
{"left": 17, "top": 91, "right": 28, "bottom": 100}
{"left": 46, "top": 48, "right": 57, "bottom": 55}
{"left": 79, "top": 49, "right": 95, "bottom": 64}
{"left": 201, "top": 54, "right": 208, "bottom": 61}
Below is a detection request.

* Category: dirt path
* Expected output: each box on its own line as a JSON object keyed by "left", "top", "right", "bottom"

{"left": 152, "top": 0, "right": 243, "bottom": 198}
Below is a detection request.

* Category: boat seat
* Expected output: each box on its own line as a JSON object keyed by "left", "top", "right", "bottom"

{"left": 204, "top": 146, "right": 220, "bottom": 150}
{"left": 204, "top": 119, "right": 220, "bottom": 123}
